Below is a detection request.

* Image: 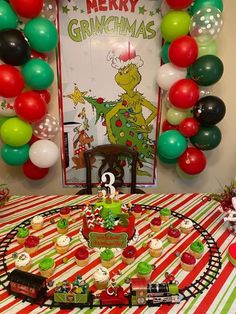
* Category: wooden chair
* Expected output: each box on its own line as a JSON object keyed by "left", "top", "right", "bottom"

{"left": 76, "top": 144, "right": 145, "bottom": 195}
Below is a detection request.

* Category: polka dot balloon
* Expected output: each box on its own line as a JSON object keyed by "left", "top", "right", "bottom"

{"left": 32, "top": 113, "right": 60, "bottom": 139}
{"left": 190, "top": 6, "right": 223, "bottom": 44}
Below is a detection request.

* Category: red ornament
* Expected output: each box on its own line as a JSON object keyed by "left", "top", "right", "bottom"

{"left": 162, "top": 120, "right": 179, "bottom": 132}
{"left": 9, "top": 0, "right": 43, "bottom": 18}
{"left": 169, "top": 36, "right": 198, "bottom": 68}
{"left": 178, "top": 147, "right": 207, "bottom": 175}
{"left": 33, "top": 89, "right": 51, "bottom": 104}
{"left": 97, "top": 97, "right": 104, "bottom": 104}
{"left": 120, "top": 160, "right": 126, "bottom": 167}
{"left": 166, "top": 0, "right": 194, "bottom": 10}
{"left": 115, "top": 120, "right": 122, "bottom": 127}
{"left": 179, "top": 118, "right": 200, "bottom": 137}
{"left": 0, "top": 65, "right": 24, "bottom": 98}
{"left": 23, "top": 160, "right": 49, "bottom": 180}
{"left": 126, "top": 140, "right": 132, "bottom": 147}
{"left": 169, "top": 79, "right": 199, "bottom": 109}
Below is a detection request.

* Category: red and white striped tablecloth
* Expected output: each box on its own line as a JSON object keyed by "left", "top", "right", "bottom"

{"left": 0, "top": 193, "right": 235, "bottom": 314}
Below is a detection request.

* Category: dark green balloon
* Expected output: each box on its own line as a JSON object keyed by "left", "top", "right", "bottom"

{"left": 161, "top": 42, "right": 170, "bottom": 64}
{"left": 1, "top": 143, "right": 29, "bottom": 166}
{"left": 190, "top": 126, "right": 222, "bottom": 150}
{"left": 191, "top": 0, "right": 223, "bottom": 15}
{"left": 189, "top": 55, "right": 224, "bottom": 86}
{"left": 0, "top": 0, "right": 18, "bottom": 31}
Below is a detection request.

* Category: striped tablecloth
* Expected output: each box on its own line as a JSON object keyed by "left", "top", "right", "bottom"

{"left": 0, "top": 193, "right": 235, "bottom": 314}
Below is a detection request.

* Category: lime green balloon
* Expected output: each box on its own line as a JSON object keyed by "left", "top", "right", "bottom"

{"left": 0, "top": 116, "right": 9, "bottom": 132}
{"left": 0, "top": 0, "right": 18, "bottom": 31}
{"left": 161, "top": 42, "right": 171, "bottom": 64}
{"left": 1, "top": 144, "right": 29, "bottom": 166}
{"left": 191, "top": 0, "right": 223, "bottom": 15}
{"left": 167, "top": 107, "right": 189, "bottom": 125}
{"left": 198, "top": 41, "right": 218, "bottom": 58}
{"left": 0, "top": 117, "right": 32, "bottom": 147}
{"left": 176, "top": 164, "right": 198, "bottom": 180}
{"left": 161, "top": 11, "right": 191, "bottom": 42}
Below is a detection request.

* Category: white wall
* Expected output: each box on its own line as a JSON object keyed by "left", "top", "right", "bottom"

{"left": 0, "top": 0, "right": 235, "bottom": 195}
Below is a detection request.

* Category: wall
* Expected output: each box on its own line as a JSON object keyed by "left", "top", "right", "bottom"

{"left": 0, "top": 0, "right": 235, "bottom": 196}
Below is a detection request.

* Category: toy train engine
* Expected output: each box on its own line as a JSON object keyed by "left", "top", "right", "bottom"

{"left": 147, "top": 282, "right": 180, "bottom": 305}
{"left": 8, "top": 269, "right": 47, "bottom": 302}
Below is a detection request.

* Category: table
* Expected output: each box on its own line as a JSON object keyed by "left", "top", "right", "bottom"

{"left": 0, "top": 193, "right": 235, "bottom": 314}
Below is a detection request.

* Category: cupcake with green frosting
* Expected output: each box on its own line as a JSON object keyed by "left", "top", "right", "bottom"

{"left": 136, "top": 261, "right": 153, "bottom": 280}
{"left": 100, "top": 249, "right": 115, "bottom": 268}
{"left": 16, "top": 227, "right": 29, "bottom": 244}
{"left": 39, "top": 256, "right": 55, "bottom": 278}
{"left": 57, "top": 218, "right": 69, "bottom": 234}
{"left": 189, "top": 240, "right": 204, "bottom": 259}
{"left": 160, "top": 208, "right": 171, "bottom": 221}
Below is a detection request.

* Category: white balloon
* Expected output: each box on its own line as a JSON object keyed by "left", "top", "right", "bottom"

{"left": 40, "top": 0, "right": 57, "bottom": 22}
{"left": 157, "top": 63, "right": 187, "bottom": 90}
{"left": 29, "top": 140, "right": 59, "bottom": 168}
{"left": 0, "top": 96, "right": 16, "bottom": 117}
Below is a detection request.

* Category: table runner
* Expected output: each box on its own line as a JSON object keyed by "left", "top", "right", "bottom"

{"left": 0, "top": 193, "right": 235, "bottom": 314}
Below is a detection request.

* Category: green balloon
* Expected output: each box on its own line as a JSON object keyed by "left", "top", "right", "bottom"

{"left": 161, "top": 42, "right": 171, "bottom": 64}
{"left": 1, "top": 143, "right": 29, "bottom": 166}
{"left": 176, "top": 164, "right": 198, "bottom": 180}
{"left": 0, "top": 117, "right": 32, "bottom": 147}
{"left": 157, "top": 130, "right": 187, "bottom": 159}
{"left": 161, "top": 11, "right": 191, "bottom": 42}
{"left": 190, "top": 126, "right": 222, "bottom": 150}
{"left": 167, "top": 108, "right": 189, "bottom": 125}
{"left": 21, "top": 59, "right": 54, "bottom": 90}
{"left": 191, "top": 0, "right": 223, "bottom": 15}
{"left": 189, "top": 55, "right": 224, "bottom": 86}
{"left": 0, "top": 0, "right": 18, "bottom": 31}
{"left": 198, "top": 41, "right": 218, "bottom": 58}
{"left": 24, "top": 17, "right": 58, "bottom": 53}
{"left": 159, "top": 153, "right": 178, "bottom": 164}
{"left": 0, "top": 116, "right": 9, "bottom": 132}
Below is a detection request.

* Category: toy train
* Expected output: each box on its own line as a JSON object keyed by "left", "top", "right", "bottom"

{"left": 7, "top": 270, "right": 180, "bottom": 308}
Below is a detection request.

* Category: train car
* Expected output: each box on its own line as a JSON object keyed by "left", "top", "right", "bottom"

{"left": 147, "top": 282, "right": 180, "bottom": 305}
{"left": 100, "top": 286, "right": 130, "bottom": 307}
{"left": 8, "top": 269, "right": 47, "bottom": 302}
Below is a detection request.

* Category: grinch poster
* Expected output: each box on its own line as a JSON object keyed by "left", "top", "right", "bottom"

{"left": 57, "top": 0, "right": 162, "bottom": 186}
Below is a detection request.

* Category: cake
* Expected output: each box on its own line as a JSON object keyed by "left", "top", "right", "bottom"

{"left": 132, "top": 205, "right": 143, "bottom": 219}
{"left": 16, "top": 227, "right": 29, "bottom": 244}
{"left": 95, "top": 195, "right": 122, "bottom": 219}
{"left": 180, "top": 219, "right": 194, "bottom": 234}
{"left": 160, "top": 208, "right": 171, "bottom": 221}
{"left": 100, "top": 249, "right": 115, "bottom": 268}
{"left": 75, "top": 246, "right": 89, "bottom": 267}
{"left": 24, "top": 235, "right": 40, "bottom": 255}
{"left": 228, "top": 243, "right": 236, "bottom": 266}
{"left": 57, "top": 218, "right": 69, "bottom": 234}
{"left": 15, "top": 252, "right": 31, "bottom": 271}
{"left": 149, "top": 238, "right": 163, "bottom": 257}
{"left": 55, "top": 235, "right": 70, "bottom": 254}
{"left": 60, "top": 206, "right": 70, "bottom": 219}
{"left": 93, "top": 266, "right": 110, "bottom": 290}
{"left": 121, "top": 245, "right": 137, "bottom": 264}
{"left": 39, "top": 256, "right": 55, "bottom": 278}
{"left": 31, "top": 215, "right": 44, "bottom": 230}
{"left": 168, "top": 227, "right": 181, "bottom": 243}
{"left": 136, "top": 262, "right": 153, "bottom": 280}
{"left": 150, "top": 217, "right": 162, "bottom": 232}
{"left": 189, "top": 240, "right": 204, "bottom": 259}
{"left": 180, "top": 252, "right": 196, "bottom": 271}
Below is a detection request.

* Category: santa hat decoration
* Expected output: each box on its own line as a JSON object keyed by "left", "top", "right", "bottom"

{"left": 107, "top": 42, "right": 144, "bottom": 70}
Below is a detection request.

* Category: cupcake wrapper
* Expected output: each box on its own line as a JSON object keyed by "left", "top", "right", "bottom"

{"left": 180, "top": 261, "right": 195, "bottom": 271}
{"left": 149, "top": 248, "right": 162, "bottom": 257}
{"left": 31, "top": 223, "right": 43, "bottom": 230}
{"left": 121, "top": 256, "right": 135, "bottom": 265}
{"left": 75, "top": 257, "right": 89, "bottom": 267}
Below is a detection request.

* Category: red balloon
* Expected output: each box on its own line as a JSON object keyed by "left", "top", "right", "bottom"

{"left": 178, "top": 147, "right": 207, "bottom": 175}
{"left": 23, "top": 160, "right": 49, "bottom": 180}
{"left": 179, "top": 118, "right": 200, "bottom": 137}
{"left": 29, "top": 134, "right": 40, "bottom": 145}
{"left": 9, "top": 0, "right": 43, "bottom": 18}
{"left": 169, "top": 36, "right": 198, "bottom": 68}
{"left": 166, "top": 0, "right": 194, "bottom": 10}
{"left": 0, "top": 65, "right": 24, "bottom": 98}
{"left": 169, "top": 79, "right": 199, "bottom": 109}
{"left": 14, "top": 91, "right": 47, "bottom": 123}
{"left": 162, "top": 120, "right": 179, "bottom": 132}
{"left": 30, "top": 50, "right": 49, "bottom": 62}
{"left": 33, "top": 89, "right": 51, "bottom": 104}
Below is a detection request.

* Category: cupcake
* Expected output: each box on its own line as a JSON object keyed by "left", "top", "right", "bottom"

{"left": 100, "top": 249, "right": 115, "bottom": 268}
{"left": 149, "top": 239, "right": 163, "bottom": 257}
{"left": 228, "top": 243, "right": 236, "bottom": 267}
{"left": 75, "top": 246, "right": 89, "bottom": 267}
{"left": 31, "top": 215, "right": 44, "bottom": 230}
{"left": 15, "top": 252, "right": 31, "bottom": 272}
{"left": 180, "top": 252, "right": 196, "bottom": 271}
{"left": 55, "top": 235, "right": 71, "bottom": 254}
{"left": 57, "top": 218, "right": 69, "bottom": 234}
{"left": 160, "top": 208, "right": 171, "bottom": 221}
{"left": 132, "top": 205, "right": 143, "bottom": 219}
{"left": 60, "top": 206, "right": 70, "bottom": 219}
{"left": 150, "top": 217, "right": 162, "bottom": 232}
{"left": 16, "top": 227, "right": 29, "bottom": 244}
{"left": 180, "top": 219, "right": 194, "bottom": 234}
{"left": 24, "top": 235, "right": 40, "bottom": 255}
{"left": 189, "top": 240, "right": 204, "bottom": 259}
{"left": 39, "top": 257, "right": 55, "bottom": 278}
{"left": 121, "top": 245, "right": 137, "bottom": 265}
{"left": 168, "top": 227, "right": 181, "bottom": 243}
{"left": 136, "top": 262, "right": 153, "bottom": 280}
{"left": 93, "top": 266, "right": 110, "bottom": 290}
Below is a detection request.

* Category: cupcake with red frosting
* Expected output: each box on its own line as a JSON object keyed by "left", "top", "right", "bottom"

{"left": 24, "top": 235, "right": 40, "bottom": 255}
{"left": 75, "top": 246, "right": 89, "bottom": 267}
{"left": 150, "top": 217, "right": 162, "bottom": 232}
{"left": 121, "top": 245, "right": 137, "bottom": 265}
{"left": 168, "top": 227, "right": 181, "bottom": 243}
{"left": 228, "top": 243, "right": 236, "bottom": 267}
{"left": 60, "top": 207, "right": 70, "bottom": 219}
{"left": 132, "top": 205, "right": 143, "bottom": 219}
{"left": 180, "top": 252, "right": 196, "bottom": 271}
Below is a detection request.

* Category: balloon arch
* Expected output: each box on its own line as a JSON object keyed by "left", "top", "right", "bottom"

{"left": 0, "top": 0, "right": 225, "bottom": 181}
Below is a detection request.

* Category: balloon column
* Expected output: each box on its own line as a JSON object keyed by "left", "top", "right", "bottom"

{"left": 0, "top": 0, "right": 60, "bottom": 180}
{"left": 158, "top": 0, "right": 225, "bottom": 179}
